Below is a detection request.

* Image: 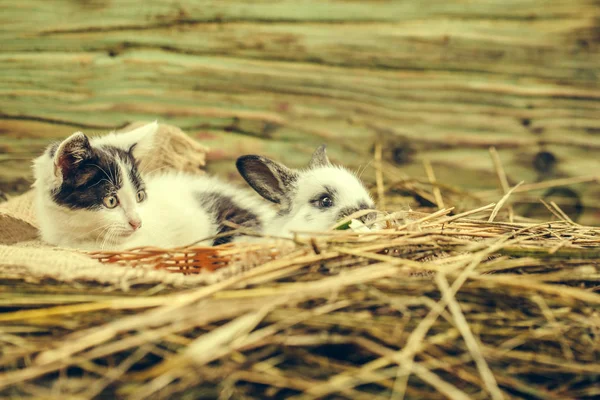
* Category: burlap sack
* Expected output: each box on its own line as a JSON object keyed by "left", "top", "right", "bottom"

{"left": 0, "top": 122, "right": 238, "bottom": 287}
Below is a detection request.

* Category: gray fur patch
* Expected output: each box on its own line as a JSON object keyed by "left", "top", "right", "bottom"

{"left": 197, "top": 192, "right": 262, "bottom": 245}
{"left": 336, "top": 201, "right": 376, "bottom": 224}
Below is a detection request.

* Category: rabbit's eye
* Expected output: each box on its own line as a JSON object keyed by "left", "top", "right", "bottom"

{"left": 311, "top": 193, "right": 335, "bottom": 209}
{"left": 319, "top": 195, "right": 334, "bottom": 208}
{"left": 103, "top": 195, "right": 119, "bottom": 209}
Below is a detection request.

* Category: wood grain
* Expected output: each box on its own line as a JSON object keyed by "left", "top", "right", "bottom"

{"left": 1, "top": 0, "right": 599, "bottom": 222}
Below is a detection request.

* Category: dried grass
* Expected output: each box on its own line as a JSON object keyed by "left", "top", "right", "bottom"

{"left": 1, "top": 156, "right": 599, "bottom": 399}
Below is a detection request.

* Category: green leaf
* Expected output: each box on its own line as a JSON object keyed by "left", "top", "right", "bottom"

{"left": 335, "top": 220, "right": 352, "bottom": 230}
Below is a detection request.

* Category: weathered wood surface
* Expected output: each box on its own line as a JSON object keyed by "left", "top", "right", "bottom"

{"left": 1, "top": 0, "right": 600, "bottom": 222}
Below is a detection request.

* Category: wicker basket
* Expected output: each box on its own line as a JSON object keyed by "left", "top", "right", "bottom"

{"left": 87, "top": 241, "right": 291, "bottom": 274}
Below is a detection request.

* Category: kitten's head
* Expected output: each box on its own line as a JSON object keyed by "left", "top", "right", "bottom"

{"left": 236, "top": 145, "right": 377, "bottom": 235}
{"left": 33, "top": 122, "right": 158, "bottom": 247}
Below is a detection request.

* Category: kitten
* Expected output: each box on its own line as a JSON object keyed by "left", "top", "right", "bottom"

{"left": 33, "top": 122, "right": 272, "bottom": 250}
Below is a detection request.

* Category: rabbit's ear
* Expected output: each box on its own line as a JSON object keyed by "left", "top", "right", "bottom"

{"left": 236, "top": 155, "right": 298, "bottom": 205}
{"left": 308, "top": 144, "right": 331, "bottom": 169}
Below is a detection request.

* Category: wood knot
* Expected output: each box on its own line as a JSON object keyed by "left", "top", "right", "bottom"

{"left": 533, "top": 151, "right": 557, "bottom": 174}
{"left": 392, "top": 143, "right": 415, "bottom": 165}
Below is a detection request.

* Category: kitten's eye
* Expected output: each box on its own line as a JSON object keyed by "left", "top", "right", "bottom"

{"left": 318, "top": 195, "right": 333, "bottom": 208}
{"left": 136, "top": 189, "right": 146, "bottom": 203}
{"left": 103, "top": 195, "right": 118, "bottom": 209}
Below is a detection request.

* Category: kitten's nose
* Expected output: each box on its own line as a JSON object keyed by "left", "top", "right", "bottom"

{"left": 129, "top": 219, "right": 142, "bottom": 231}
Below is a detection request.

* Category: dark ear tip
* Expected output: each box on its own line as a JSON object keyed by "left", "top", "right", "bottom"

{"left": 74, "top": 131, "right": 90, "bottom": 141}
{"left": 236, "top": 155, "right": 259, "bottom": 171}
{"left": 316, "top": 144, "right": 328, "bottom": 155}
{"left": 64, "top": 132, "right": 91, "bottom": 148}
{"left": 235, "top": 156, "right": 246, "bottom": 173}
{"left": 236, "top": 155, "right": 257, "bottom": 162}
{"left": 313, "top": 144, "right": 327, "bottom": 154}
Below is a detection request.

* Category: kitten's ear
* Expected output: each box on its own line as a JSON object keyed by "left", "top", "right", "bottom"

{"left": 236, "top": 155, "right": 298, "bottom": 205}
{"left": 308, "top": 144, "right": 331, "bottom": 169}
{"left": 53, "top": 132, "right": 93, "bottom": 178}
{"left": 127, "top": 121, "right": 159, "bottom": 160}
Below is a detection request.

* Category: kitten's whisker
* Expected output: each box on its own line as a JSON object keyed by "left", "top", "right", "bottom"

{"left": 87, "top": 178, "right": 112, "bottom": 189}
{"left": 89, "top": 163, "right": 115, "bottom": 186}
{"left": 99, "top": 226, "right": 117, "bottom": 251}
{"left": 100, "top": 148, "right": 118, "bottom": 185}
{"left": 96, "top": 222, "right": 125, "bottom": 250}
{"left": 98, "top": 226, "right": 116, "bottom": 249}
{"left": 73, "top": 222, "right": 115, "bottom": 241}
{"left": 140, "top": 165, "right": 170, "bottom": 177}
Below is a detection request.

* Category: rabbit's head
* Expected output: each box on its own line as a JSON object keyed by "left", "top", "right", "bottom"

{"left": 237, "top": 145, "right": 376, "bottom": 236}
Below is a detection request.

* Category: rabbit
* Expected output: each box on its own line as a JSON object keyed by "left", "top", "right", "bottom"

{"left": 237, "top": 145, "right": 377, "bottom": 238}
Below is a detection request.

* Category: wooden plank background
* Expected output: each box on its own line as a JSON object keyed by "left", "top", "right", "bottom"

{"left": 1, "top": 0, "right": 599, "bottom": 222}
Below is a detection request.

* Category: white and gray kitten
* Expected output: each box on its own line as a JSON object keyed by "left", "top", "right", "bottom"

{"left": 33, "top": 122, "right": 272, "bottom": 250}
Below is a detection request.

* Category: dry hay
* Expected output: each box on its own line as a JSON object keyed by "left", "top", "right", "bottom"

{"left": 0, "top": 199, "right": 599, "bottom": 400}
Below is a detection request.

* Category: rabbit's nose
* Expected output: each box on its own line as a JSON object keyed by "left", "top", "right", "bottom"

{"left": 358, "top": 212, "right": 377, "bottom": 225}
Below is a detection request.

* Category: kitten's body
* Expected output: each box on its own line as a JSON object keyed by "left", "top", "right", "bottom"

{"left": 35, "top": 171, "right": 273, "bottom": 251}
{"left": 112, "top": 173, "right": 273, "bottom": 250}
{"left": 33, "top": 123, "right": 272, "bottom": 250}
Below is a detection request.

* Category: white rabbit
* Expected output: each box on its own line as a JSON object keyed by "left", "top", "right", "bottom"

{"left": 237, "top": 145, "right": 377, "bottom": 238}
